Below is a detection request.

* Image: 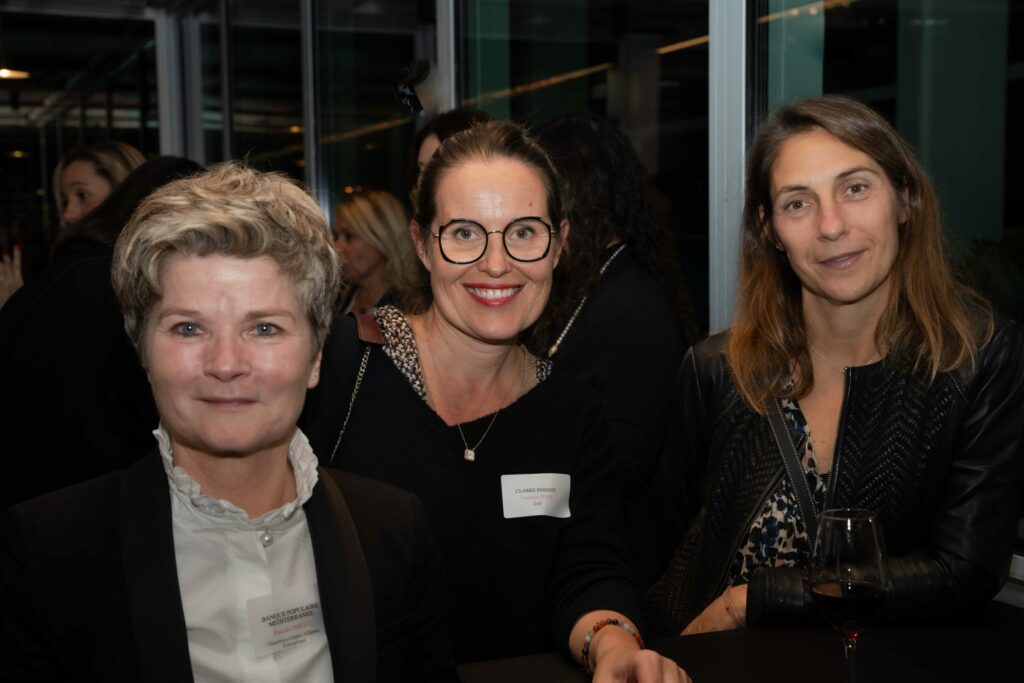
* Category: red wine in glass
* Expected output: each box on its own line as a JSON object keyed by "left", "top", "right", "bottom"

{"left": 809, "top": 508, "right": 889, "bottom": 683}
{"left": 811, "top": 579, "right": 887, "bottom": 639}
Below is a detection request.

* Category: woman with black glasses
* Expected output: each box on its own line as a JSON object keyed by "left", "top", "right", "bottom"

{"left": 302, "top": 121, "right": 688, "bottom": 681}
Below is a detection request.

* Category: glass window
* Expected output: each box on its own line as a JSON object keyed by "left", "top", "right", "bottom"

{"left": 459, "top": 0, "right": 711, "bottom": 332}
{"left": 202, "top": 1, "right": 304, "bottom": 178}
{"left": 0, "top": 11, "right": 155, "bottom": 276}
{"left": 313, "top": 1, "right": 429, "bottom": 229}
{"left": 752, "top": 0, "right": 1022, "bottom": 324}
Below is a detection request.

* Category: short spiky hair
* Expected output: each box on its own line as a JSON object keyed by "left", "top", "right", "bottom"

{"left": 111, "top": 163, "right": 341, "bottom": 359}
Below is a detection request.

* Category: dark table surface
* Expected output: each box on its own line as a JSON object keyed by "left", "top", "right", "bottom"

{"left": 457, "top": 601, "right": 1024, "bottom": 683}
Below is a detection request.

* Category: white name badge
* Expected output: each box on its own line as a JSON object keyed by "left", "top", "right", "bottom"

{"left": 247, "top": 584, "right": 327, "bottom": 658}
{"left": 501, "top": 473, "right": 571, "bottom": 519}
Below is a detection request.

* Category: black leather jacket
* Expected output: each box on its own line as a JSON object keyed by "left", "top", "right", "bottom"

{"left": 645, "top": 315, "right": 1024, "bottom": 635}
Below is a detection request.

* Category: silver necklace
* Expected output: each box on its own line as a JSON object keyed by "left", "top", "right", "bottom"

{"left": 456, "top": 414, "right": 500, "bottom": 462}
{"left": 424, "top": 339, "right": 532, "bottom": 462}
{"left": 547, "top": 243, "right": 628, "bottom": 357}
{"left": 808, "top": 344, "right": 880, "bottom": 374}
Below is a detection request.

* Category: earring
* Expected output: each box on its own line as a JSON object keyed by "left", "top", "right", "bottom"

{"left": 774, "top": 241, "right": 785, "bottom": 252}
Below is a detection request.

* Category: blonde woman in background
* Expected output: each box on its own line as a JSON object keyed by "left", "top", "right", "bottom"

{"left": 334, "top": 190, "right": 420, "bottom": 314}
{"left": 1, "top": 141, "right": 144, "bottom": 311}
{"left": 54, "top": 140, "right": 145, "bottom": 227}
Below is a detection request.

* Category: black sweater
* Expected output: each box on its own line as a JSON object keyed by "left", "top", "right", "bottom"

{"left": 302, "top": 314, "right": 641, "bottom": 663}
{"left": 550, "top": 248, "right": 684, "bottom": 589}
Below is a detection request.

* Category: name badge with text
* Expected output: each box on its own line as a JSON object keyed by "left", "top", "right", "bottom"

{"left": 501, "top": 473, "right": 571, "bottom": 519}
{"left": 247, "top": 584, "right": 326, "bottom": 658}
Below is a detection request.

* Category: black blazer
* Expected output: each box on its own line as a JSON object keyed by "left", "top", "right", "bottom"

{"left": 0, "top": 239, "right": 156, "bottom": 510}
{"left": 0, "top": 452, "right": 456, "bottom": 683}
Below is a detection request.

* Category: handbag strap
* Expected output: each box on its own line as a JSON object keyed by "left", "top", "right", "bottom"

{"left": 328, "top": 344, "right": 371, "bottom": 464}
{"left": 327, "top": 313, "right": 384, "bottom": 464}
{"left": 765, "top": 398, "right": 819, "bottom": 549}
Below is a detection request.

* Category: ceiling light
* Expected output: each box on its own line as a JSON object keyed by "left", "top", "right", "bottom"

{"left": 0, "top": 67, "right": 28, "bottom": 79}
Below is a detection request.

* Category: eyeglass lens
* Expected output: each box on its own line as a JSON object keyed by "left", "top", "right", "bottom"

{"left": 437, "top": 218, "right": 551, "bottom": 263}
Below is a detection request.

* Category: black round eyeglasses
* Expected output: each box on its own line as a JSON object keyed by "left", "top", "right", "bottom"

{"left": 431, "top": 217, "right": 554, "bottom": 264}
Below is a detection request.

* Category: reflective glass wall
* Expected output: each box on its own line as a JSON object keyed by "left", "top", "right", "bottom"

{"left": 0, "top": 10, "right": 156, "bottom": 275}
{"left": 313, "top": 1, "right": 429, "bottom": 228}
{"left": 752, "top": 0, "right": 1022, "bottom": 323}
{"left": 311, "top": 0, "right": 710, "bottom": 329}
{"left": 459, "top": 0, "right": 710, "bottom": 330}
{"left": 201, "top": 1, "right": 304, "bottom": 176}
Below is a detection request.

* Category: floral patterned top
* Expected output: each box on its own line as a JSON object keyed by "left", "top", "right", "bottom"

{"left": 726, "top": 398, "right": 829, "bottom": 585}
{"left": 372, "top": 305, "right": 552, "bottom": 402}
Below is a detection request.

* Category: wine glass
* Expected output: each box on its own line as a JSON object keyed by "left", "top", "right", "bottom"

{"left": 809, "top": 508, "right": 890, "bottom": 683}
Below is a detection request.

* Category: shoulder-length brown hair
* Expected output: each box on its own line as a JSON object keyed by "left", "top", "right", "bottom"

{"left": 728, "top": 94, "right": 992, "bottom": 412}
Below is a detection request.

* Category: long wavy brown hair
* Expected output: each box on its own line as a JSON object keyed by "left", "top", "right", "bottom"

{"left": 530, "top": 112, "right": 696, "bottom": 351}
{"left": 728, "top": 95, "right": 992, "bottom": 412}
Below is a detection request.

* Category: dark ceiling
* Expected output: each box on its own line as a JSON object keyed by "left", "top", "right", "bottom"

{"left": 0, "top": 10, "right": 155, "bottom": 129}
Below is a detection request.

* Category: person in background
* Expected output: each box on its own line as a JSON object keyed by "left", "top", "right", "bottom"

{"left": 533, "top": 113, "right": 694, "bottom": 591}
{"left": 0, "top": 141, "right": 146, "bottom": 311}
{"left": 646, "top": 95, "right": 1024, "bottom": 635}
{"left": 412, "top": 107, "right": 493, "bottom": 176}
{"left": 303, "top": 121, "right": 690, "bottom": 681}
{"left": 0, "top": 157, "right": 202, "bottom": 511}
{"left": 0, "top": 163, "right": 455, "bottom": 683}
{"left": 334, "top": 190, "right": 420, "bottom": 314}
{"left": 54, "top": 140, "right": 146, "bottom": 227}
{"left": 0, "top": 245, "right": 20, "bottom": 311}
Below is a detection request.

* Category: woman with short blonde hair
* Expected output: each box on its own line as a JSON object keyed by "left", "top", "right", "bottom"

{"left": 114, "top": 162, "right": 340, "bottom": 352}
{"left": 3, "top": 162, "right": 455, "bottom": 682}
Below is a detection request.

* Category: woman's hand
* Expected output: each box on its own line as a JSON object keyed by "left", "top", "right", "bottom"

{"left": 591, "top": 639, "right": 691, "bottom": 683}
{"left": 680, "top": 584, "right": 746, "bottom": 636}
{"left": 0, "top": 245, "right": 23, "bottom": 308}
{"left": 572, "top": 611, "right": 691, "bottom": 683}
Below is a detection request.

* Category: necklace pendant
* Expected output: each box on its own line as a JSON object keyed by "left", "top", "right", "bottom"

{"left": 463, "top": 448, "right": 476, "bottom": 462}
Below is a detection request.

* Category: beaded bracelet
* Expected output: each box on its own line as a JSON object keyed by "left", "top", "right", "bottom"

{"left": 580, "top": 617, "right": 645, "bottom": 676}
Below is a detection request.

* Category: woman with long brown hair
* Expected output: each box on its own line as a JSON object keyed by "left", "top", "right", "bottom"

{"left": 647, "top": 95, "right": 1024, "bottom": 635}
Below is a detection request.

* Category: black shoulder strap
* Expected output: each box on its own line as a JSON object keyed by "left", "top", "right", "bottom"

{"left": 765, "top": 398, "right": 819, "bottom": 549}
